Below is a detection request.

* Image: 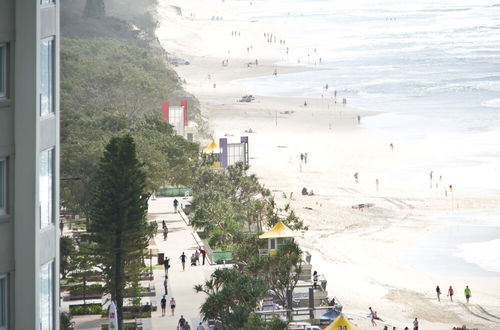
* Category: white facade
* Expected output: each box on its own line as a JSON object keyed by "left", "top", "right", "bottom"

{"left": 0, "top": 0, "right": 60, "bottom": 328}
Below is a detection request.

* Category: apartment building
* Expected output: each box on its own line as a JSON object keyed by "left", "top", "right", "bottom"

{"left": 0, "top": 0, "right": 60, "bottom": 328}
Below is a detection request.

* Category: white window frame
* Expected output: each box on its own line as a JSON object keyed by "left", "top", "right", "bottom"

{"left": 40, "top": 37, "right": 54, "bottom": 116}
{"left": 0, "top": 274, "right": 7, "bottom": 330}
{"left": 0, "top": 158, "right": 6, "bottom": 216}
{"left": 40, "top": 0, "right": 55, "bottom": 7}
{"left": 0, "top": 44, "right": 7, "bottom": 100}
{"left": 39, "top": 149, "right": 54, "bottom": 228}
{"left": 39, "top": 261, "right": 54, "bottom": 330}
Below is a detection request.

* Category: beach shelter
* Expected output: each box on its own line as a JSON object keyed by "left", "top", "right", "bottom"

{"left": 203, "top": 140, "right": 219, "bottom": 154}
{"left": 259, "top": 221, "right": 300, "bottom": 254}
{"left": 324, "top": 315, "right": 359, "bottom": 330}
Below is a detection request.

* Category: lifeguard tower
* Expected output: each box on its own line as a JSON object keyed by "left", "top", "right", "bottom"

{"left": 258, "top": 221, "right": 300, "bottom": 255}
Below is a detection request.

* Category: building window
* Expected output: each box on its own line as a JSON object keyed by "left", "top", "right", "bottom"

{"left": 40, "top": 262, "right": 54, "bottom": 330}
{"left": 0, "top": 159, "right": 6, "bottom": 216}
{"left": 40, "top": 149, "right": 54, "bottom": 228}
{"left": 0, "top": 274, "right": 7, "bottom": 330}
{"left": 0, "top": 44, "right": 6, "bottom": 99}
{"left": 40, "top": 38, "right": 54, "bottom": 116}
{"left": 40, "top": 0, "right": 54, "bottom": 6}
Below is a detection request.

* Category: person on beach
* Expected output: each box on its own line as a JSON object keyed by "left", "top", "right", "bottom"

{"left": 300, "top": 153, "right": 304, "bottom": 162}
{"left": 178, "top": 315, "right": 186, "bottom": 329}
{"left": 448, "top": 285, "right": 454, "bottom": 302}
{"left": 273, "top": 68, "right": 277, "bottom": 76}
{"left": 464, "top": 285, "right": 471, "bottom": 303}
{"left": 369, "top": 307, "right": 377, "bottom": 326}
{"left": 390, "top": 143, "right": 394, "bottom": 151}
{"left": 354, "top": 172, "right": 359, "bottom": 183}
{"left": 161, "top": 296, "right": 166, "bottom": 316}
{"left": 304, "top": 100, "right": 307, "bottom": 106}
{"left": 304, "top": 153, "right": 308, "bottom": 163}
{"left": 173, "top": 199, "right": 179, "bottom": 212}
{"left": 357, "top": 115, "right": 361, "bottom": 124}
{"left": 170, "top": 297, "right": 176, "bottom": 315}
{"left": 413, "top": 317, "right": 419, "bottom": 330}
{"left": 376, "top": 179, "right": 379, "bottom": 191}
{"left": 162, "top": 220, "right": 166, "bottom": 229}
{"left": 436, "top": 285, "right": 441, "bottom": 302}
{"left": 180, "top": 252, "right": 187, "bottom": 271}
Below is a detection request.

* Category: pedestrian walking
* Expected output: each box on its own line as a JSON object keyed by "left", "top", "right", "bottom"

{"left": 448, "top": 285, "right": 454, "bottom": 302}
{"left": 390, "top": 143, "right": 394, "bottom": 151}
{"left": 195, "top": 249, "right": 200, "bottom": 265}
{"left": 464, "top": 285, "right": 471, "bottom": 303}
{"left": 200, "top": 248, "right": 206, "bottom": 265}
{"left": 184, "top": 321, "right": 191, "bottom": 330}
{"left": 436, "top": 285, "right": 441, "bottom": 302}
{"left": 160, "top": 296, "right": 166, "bottom": 316}
{"left": 197, "top": 322, "right": 205, "bottom": 330}
{"left": 178, "top": 315, "right": 186, "bottom": 329}
{"left": 357, "top": 115, "right": 361, "bottom": 124}
{"left": 164, "top": 257, "right": 170, "bottom": 274}
{"left": 170, "top": 297, "right": 176, "bottom": 316}
{"left": 180, "top": 252, "right": 187, "bottom": 271}
{"left": 413, "top": 317, "right": 419, "bottom": 330}
{"left": 369, "top": 307, "right": 377, "bottom": 326}
{"left": 173, "top": 199, "right": 179, "bottom": 213}
{"left": 162, "top": 220, "right": 166, "bottom": 229}
{"left": 163, "top": 224, "right": 169, "bottom": 241}
{"left": 163, "top": 276, "right": 168, "bottom": 295}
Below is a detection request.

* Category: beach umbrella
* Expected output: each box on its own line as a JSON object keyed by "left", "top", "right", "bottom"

{"left": 108, "top": 301, "right": 118, "bottom": 329}
{"left": 324, "top": 314, "right": 359, "bottom": 330}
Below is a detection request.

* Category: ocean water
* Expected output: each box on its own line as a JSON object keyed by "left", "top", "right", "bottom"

{"left": 227, "top": 0, "right": 500, "bottom": 275}
{"left": 232, "top": 0, "right": 500, "bottom": 193}
{"left": 401, "top": 211, "right": 500, "bottom": 277}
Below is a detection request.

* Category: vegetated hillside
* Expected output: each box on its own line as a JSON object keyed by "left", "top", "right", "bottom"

{"left": 60, "top": 0, "right": 202, "bottom": 213}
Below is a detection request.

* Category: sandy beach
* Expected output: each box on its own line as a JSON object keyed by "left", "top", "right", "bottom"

{"left": 155, "top": 1, "right": 500, "bottom": 329}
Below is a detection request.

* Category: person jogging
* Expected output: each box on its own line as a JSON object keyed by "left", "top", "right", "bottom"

{"left": 180, "top": 252, "right": 187, "bottom": 271}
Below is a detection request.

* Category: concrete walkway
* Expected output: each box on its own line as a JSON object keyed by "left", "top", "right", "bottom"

{"left": 148, "top": 197, "right": 213, "bottom": 330}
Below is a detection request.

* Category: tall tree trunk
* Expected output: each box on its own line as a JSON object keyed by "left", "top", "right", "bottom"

{"left": 115, "top": 237, "right": 124, "bottom": 330}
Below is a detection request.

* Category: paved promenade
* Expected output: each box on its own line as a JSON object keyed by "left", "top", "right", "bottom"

{"left": 149, "top": 197, "right": 212, "bottom": 330}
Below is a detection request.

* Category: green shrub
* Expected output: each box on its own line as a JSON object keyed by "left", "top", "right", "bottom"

{"left": 69, "top": 303, "right": 103, "bottom": 315}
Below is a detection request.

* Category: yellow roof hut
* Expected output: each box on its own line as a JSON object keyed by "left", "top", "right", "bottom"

{"left": 259, "top": 221, "right": 300, "bottom": 255}
{"left": 203, "top": 140, "right": 219, "bottom": 154}
{"left": 324, "top": 315, "right": 359, "bottom": 330}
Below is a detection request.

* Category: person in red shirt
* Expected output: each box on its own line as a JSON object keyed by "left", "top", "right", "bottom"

{"left": 200, "top": 248, "right": 206, "bottom": 265}
{"left": 448, "top": 286, "right": 454, "bottom": 302}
